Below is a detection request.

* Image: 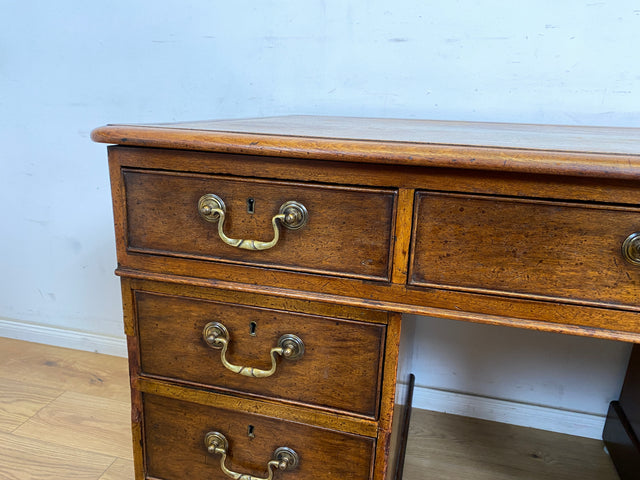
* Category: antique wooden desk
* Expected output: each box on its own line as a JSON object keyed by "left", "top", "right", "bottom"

{"left": 93, "top": 116, "right": 640, "bottom": 479}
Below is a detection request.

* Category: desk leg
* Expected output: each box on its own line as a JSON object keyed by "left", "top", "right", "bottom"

{"left": 393, "top": 373, "right": 415, "bottom": 480}
{"left": 603, "top": 343, "right": 640, "bottom": 479}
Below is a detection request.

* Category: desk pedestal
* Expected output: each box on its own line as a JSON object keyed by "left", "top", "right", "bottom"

{"left": 604, "top": 344, "right": 640, "bottom": 479}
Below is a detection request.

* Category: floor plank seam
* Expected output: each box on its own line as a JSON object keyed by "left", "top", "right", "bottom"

{"left": 6, "top": 387, "right": 65, "bottom": 435}
{"left": 98, "top": 457, "right": 120, "bottom": 480}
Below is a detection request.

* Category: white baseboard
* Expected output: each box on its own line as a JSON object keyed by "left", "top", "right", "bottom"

{"left": 0, "top": 318, "right": 127, "bottom": 358}
{"left": 0, "top": 318, "right": 606, "bottom": 439}
{"left": 404, "top": 383, "right": 606, "bottom": 440}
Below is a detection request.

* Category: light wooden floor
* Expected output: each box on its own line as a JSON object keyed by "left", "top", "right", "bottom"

{"left": 0, "top": 337, "right": 133, "bottom": 479}
{"left": 0, "top": 337, "right": 620, "bottom": 479}
{"left": 403, "top": 409, "right": 619, "bottom": 480}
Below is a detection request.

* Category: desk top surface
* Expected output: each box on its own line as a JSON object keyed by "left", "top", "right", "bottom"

{"left": 92, "top": 115, "right": 640, "bottom": 179}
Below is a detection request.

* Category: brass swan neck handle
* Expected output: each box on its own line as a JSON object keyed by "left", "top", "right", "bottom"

{"left": 198, "top": 194, "right": 308, "bottom": 251}
{"left": 205, "top": 431, "right": 299, "bottom": 480}
{"left": 203, "top": 321, "right": 304, "bottom": 378}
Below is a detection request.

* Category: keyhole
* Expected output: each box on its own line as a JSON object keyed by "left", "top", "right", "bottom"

{"left": 247, "top": 425, "right": 255, "bottom": 438}
{"left": 249, "top": 321, "right": 257, "bottom": 336}
{"left": 247, "top": 198, "right": 255, "bottom": 214}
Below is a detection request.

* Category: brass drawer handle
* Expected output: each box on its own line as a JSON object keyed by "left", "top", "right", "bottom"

{"left": 202, "top": 322, "right": 304, "bottom": 378}
{"left": 205, "top": 431, "right": 299, "bottom": 480}
{"left": 622, "top": 232, "right": 640, "bottom": 266}
{"left": 198, "top": 194, "right": 308, "bottom": 251}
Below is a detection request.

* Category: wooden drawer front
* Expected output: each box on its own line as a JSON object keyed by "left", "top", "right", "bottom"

{"left": 136, "top": 291, "right": 385, "bottom": 417}
{"left": 123, "top": 169, "right": 396, "bottom": 280}
{"left": 410, "top": 192, "right": 640, "bottom": 308}
{"left": 143, "top": 393, "right": 375, "bottom": 480}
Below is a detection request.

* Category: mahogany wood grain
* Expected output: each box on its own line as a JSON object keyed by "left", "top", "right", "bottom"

{"left": 372, "top": 312, "right": 403, "bottom": 480}
{"left": 136, "top": 378, "right": 379, "bottom": 438}
{"left": 126, "top": 334, "right": 145, "bottom": 480}
{"left": 107, "top": 144, "right": 640, "bottom": 340}
{"left": 124, "top": 276, "right": 388, "bottom": 325}
{"left": 390, "top": 189, "right": 415, "bottom": 285}
{"left": 95, "top": 116, "right": 640, "bottom": 479}
{"left": 134, "top": 289, "right": 385, "bottom": 417}
{"left": 143, "top": 393, "right": 376, "bottom": 480}
{"left": 410, "top": 191, "right": 640, "bottom": 308}
{"left": 110, "top": 146, "right": 640, "bottom": 205}
{"left": 96, "top": 116, "right": 640, "bottom": 152}
{"left": 123, "top": 169, "right": 396, "bottom": 281}
{"left": 383, "top": 313, "right": 415, "bottom": 480}
{"left": 117, "top": 264, "right": 640, "bottom": 341}
{"left": 92, "top": 116, "right": 640, "bottom": 179}
{"left": 120, "top": 281, "right": 137, "bottom": 337}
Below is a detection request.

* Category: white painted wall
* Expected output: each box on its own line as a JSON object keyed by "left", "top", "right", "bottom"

{"left": 1, "top": 1, "right": 638, "bottom": 435}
